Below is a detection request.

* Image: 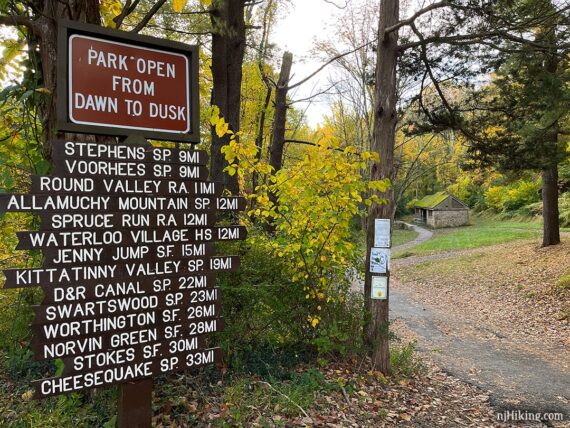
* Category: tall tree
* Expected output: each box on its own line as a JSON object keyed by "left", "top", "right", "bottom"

{"left": 209, "top": 0, "right": 247, "bottom": 194}
{"left": 364, "top": 0, "right": 399, "bottom": 373}
{"left": 465, "top": 0, "right": 568, "bottom": 246}
{"left": 363, "top": 0, "right": 569, "bottom": 372}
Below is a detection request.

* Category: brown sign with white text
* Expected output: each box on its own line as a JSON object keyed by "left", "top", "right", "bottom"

{"left": 69, "top": 35, "right": 191, "bottom": 134}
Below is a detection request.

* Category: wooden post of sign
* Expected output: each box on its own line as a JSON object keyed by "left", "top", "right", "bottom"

{"left": 118, "top": 379, "right": 153, "bottom": 428}
{"left": 117, "top": 135, "right": 152, "bottom": 428}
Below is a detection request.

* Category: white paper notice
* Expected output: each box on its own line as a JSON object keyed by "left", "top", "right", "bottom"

{"left": 374, "top": 219, "right": 391, "bottom": 248}
{"left": 371, "top": 276, "right": 388, "bottom": 300}
{"left": 370, "top": 247, "right": 390, "bottom": 273}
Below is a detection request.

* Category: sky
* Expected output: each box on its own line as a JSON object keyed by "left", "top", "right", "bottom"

{"left": 272, "top": 0, "right": 348, "bottom": 128}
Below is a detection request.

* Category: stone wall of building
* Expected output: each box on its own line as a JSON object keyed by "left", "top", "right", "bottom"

{"left": 429, "top": 209, "right": 469, "bottom": 228}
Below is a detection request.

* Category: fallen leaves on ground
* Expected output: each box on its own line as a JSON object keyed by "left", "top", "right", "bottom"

{"left": 394, "top": 240, "right": 570, "bottom": 367}
{"left": 150, "top": 355, "right": 541, "bottom": 427}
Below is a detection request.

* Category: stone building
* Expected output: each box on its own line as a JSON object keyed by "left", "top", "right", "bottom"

{"left": 413, "top": 192, "right": 469, "bottom": 228}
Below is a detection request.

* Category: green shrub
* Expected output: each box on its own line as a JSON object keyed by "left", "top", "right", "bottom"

{"left": 484, "top": 179, "right": 541, "bottom": 214}
{"left": 222, "top": 369, "right": 329, "bottom": 425}
{"left": 390, "top": 341, "right": 425, "bottom": 378}
{"left": 556, "top": 273, "right": 570, "bottom": 292}
{"left": 310, "top": 292, "right": 366, "bottom": 358}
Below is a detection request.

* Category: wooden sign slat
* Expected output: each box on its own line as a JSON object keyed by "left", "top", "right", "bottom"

{"left": 33, "top": 347, "right": 223, "bottom": 399}
{"left": 41, "top": 242, "right": 216, "bottom": 267}
{"left": 18, "top": 226, "right": 247, "bottom": 251}
{"left": 60, "top": 336, "right": 212, "bottom": 376}
{"left": 3, "top": 256, "right": 240, "bottom": 288}
{"left": 32, "top": 175, "right": 224, "bottom": 197}
{"left": 32, "top": 287, "right": 221, "bottom": 324}
{"left": 51, "top": 140, "right": 208, "bottom": 166}
{"left": 40, "top": 212, "right": 218, "bottom": 231}
{"left": 0, "top": 194, "right": 246, "bottom": 213}
{"left": 53, "top": 160, "right": 209, "bottom": 181}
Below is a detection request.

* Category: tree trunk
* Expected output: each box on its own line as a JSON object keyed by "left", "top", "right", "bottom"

{"left": 268, "top": 52, "right": 293, "bottom": 176}
{"left": 30, "top": 1, "right": 101, "bottom": 158}
{"left": 210, "top": 0, "right": 246, "bottom": 194}
{"left": 364, "top": 0, "right": 399, "bottom": 373}
{"left": 266, "top": 51, "right": 293, "bottom": 232}
{"left": 542, "top": 165, "right": 560, "bottom": 247}
{"left": 251, "top": 83, "right": 272, "bottom": 195}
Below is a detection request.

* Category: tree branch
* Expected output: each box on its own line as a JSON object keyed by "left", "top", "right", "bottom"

{"left": 399, "top": 29, "right": 564, "bottom": 52}
{"left": 131, "top": 0, "right": 168, "bottom": 33}
{"left": 0, "top": 14, "right": 35, "bottom": 30}
{"left": 114, "top": 0, "right": 141, "bottom": 29}
{"left": 384, "top": 1, "right": 449, "bottom": 36}
{"left": 287, "top": 39, "right": 376, "bottom": 91}
{"left": 284, "top": 139, "right": 362, "bottom": 155}
{"left": 142, "top": 24, "right": 211, "bottom": 36}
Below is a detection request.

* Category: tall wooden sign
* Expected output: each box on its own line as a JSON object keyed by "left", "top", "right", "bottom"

{"left": 1, "top": 21, "right": 244, "bottom": 427}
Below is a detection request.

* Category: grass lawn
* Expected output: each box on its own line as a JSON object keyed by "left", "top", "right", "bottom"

{"left": 392, "top": 228, "right": 419, "bottom": 247}
{"left": 393, "top": 217, "right": 549, "bottom": 258}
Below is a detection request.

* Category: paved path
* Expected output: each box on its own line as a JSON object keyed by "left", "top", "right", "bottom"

{"left": 392, "top": 222, "right": 433, "bottom": 252}
{"left": 390, "top": 286, "right": 570, "bottom": 418}
{"left": 384, "top": 224, "right": 570, "bottom": 419}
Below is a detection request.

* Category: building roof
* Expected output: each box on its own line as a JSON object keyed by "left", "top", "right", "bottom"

{"left": 413, "top": 192, "right": 467, "bottom": 209}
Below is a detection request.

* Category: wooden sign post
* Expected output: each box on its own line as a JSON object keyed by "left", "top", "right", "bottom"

{"left": 1, "top": 21, "right": 244, "bottom": 428}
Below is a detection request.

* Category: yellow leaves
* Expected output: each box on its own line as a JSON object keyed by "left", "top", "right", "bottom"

{"left": 484, "top": 125, "right": 507, "bottom": 138}
{"left": 100, "top": 0, "right": 122, "bottom": 27}
{"left": 368, "top": 179, "right": 391, "bottom": 192}
{"left": 199, "top": 0, "right": 213, "bottom": 6}
{"left": 209, "top": 105, "right": 221, "bottom": 126}
{"left": 172, "top": 0, "right": 188, "bottom": 12}
{"left": 361, "top": 151, "right": 379, "bottom": 162}
{"left": 308, "top": 316, "right": 320, "bottom": 327}
{"left": 215, "top": 117, "right": 230, "bottom": 138}
{"left": 218, "top": 127, "right": 390, "bottom": 327}
{"left": 21, "top": 390, "right": 34, "bottom": 401}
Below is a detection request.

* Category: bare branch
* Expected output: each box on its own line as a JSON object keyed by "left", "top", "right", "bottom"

{"left": 288, "top": 39, "right": 376, "bottom": 91}
{"left": 287, "top": 82, "right": 340, "bottom": 105}
{"left": 114, "top": 0, "right": 141, "bottom": 29}
{"left": 141, "top": 24, "right": 211, "bottom": 36}
{"left": 131, "top": 0, "right": 168, "bottom": 33}
{"left": 284, "top": 139, "right": 361, "bottom": 155}
{"left": 0, "top": 14, "right": 35, "bottom": 30}
{"left": 398, "top": 29, "right": 564, "bottom": 52}
{"left": 385, "top": 1, "right": 449, "bottom": 36}
{"left": 323, "top": 0, "right": 349, "bottom": 9}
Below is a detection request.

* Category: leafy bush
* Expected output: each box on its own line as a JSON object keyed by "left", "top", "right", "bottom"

{"left": 390, "top": 341, "right": 425, "bottom": 378}
{"left": 484, "top": 179, "right": 541, "bottom": 214}
{"left": 216, "top": 110, "right": 384, "bottom": 349}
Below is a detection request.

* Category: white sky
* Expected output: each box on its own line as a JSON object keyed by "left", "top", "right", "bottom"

{"left": 272, "top": 0, "right": 348, "bottom": 127}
